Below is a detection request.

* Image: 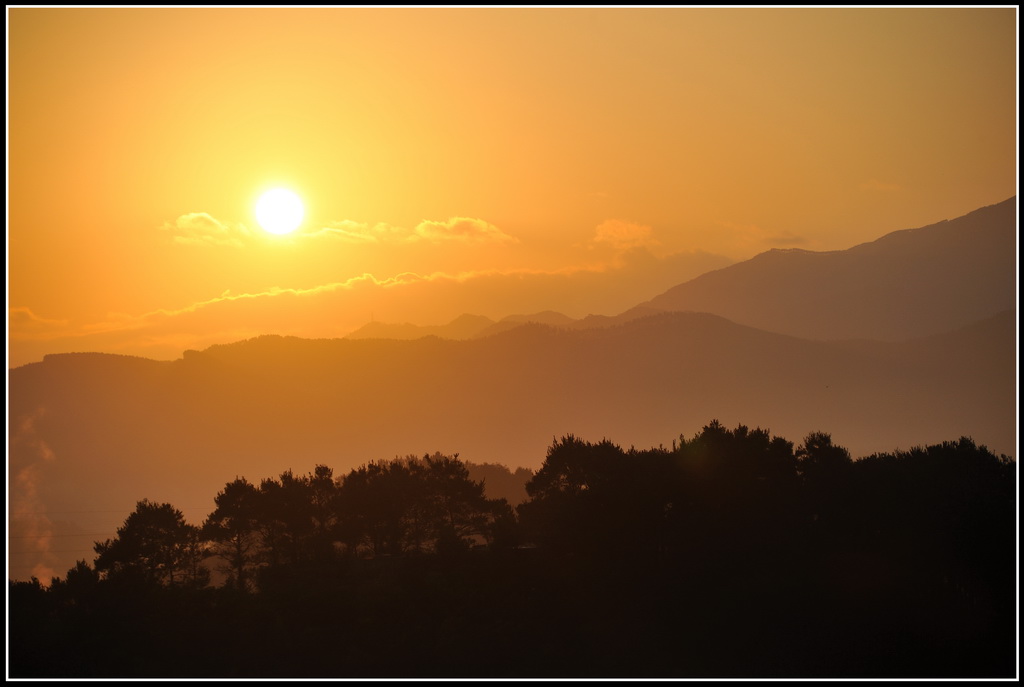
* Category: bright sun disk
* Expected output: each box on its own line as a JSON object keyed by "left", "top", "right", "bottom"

{"left": 256, "top": 188, "right": 304, "bottom": 235}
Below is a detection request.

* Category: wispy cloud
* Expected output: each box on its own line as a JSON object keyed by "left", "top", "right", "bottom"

{"left": 591, "top": 219, "right": 659, "bottom": 251}
{"left": 9, "top": 249, "right": 734, "bottom": 367}
{"left": 8, "top": 307, "right": 70, "bottom": 338}
{"left": 413, "top": 217, "right": 517, "bottom": 244}
{"left": 166, "top": 214, "right": 517, "bottom": 247}
{"left": 307, "top": 220, "right": 406, "bottom": 243}
{"left": 162, "top": 212, "right": 255, "bottom": 247}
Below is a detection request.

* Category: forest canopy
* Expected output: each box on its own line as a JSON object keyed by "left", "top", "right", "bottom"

{"left": 9, "top": 421, "right": 1016, "bottom": 678}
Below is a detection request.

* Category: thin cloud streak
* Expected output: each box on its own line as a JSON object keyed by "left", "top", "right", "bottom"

{"left": 312, "top": 217, "right": 517, "bottom": 245}
{"left": 8, "top": 249, "right": 734, "bottom": 366}
{"left": 413, "top": 217, "right": 518, "bottom": 244}
{"left": 591, "top": 219, "right": 659, "bottom": 251}
{"left": 165, "top": 214, "right": 518, "bottom": 246}
{"left": 9, "top": 307, "right": 70, "bottom": 338}
{"left": 162, "top": 212, "right": 255, "bottom": 247}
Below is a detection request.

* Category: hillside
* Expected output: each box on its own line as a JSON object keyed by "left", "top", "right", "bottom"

{"left": 9, "top": 309, "right": 1014, "bottom": 584}
{"left": 340, "top": 198, "right": 1016, "bottom": 345}
{"left": 345, "top": 313, "right": 497, "bottom": 340}
{"left": 641, "top": 197, "right": 1016, "bottom": 341}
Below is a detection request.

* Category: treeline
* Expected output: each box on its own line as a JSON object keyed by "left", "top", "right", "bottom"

{"left": 85, "top": 454, "right": 517, "bottom": 592}
{"left": 9, "top": 422, "right": 1017, "bottom": 678}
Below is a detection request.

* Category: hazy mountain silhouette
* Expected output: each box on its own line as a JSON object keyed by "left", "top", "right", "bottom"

{"left": 349, "top": 305, "right": 690, "bottom": 341}
{"left": 346, "top": 313, "right": 496, "bottom": 340}
{"left": 641, "top": 197, "right": 1016, "bottom": 341}
{"left": 474, "top": 310, "right": 578, "bottom": 338}
{"left": 9, "top": 199, "right": 1017, "bottom": 585}
{"left": 345, "top": 311, "right": 579, "bottom": 341}
{"left": 342, "top": 198, "right": 1015, "bottom": 345}
{"left": 9, "top": 307, "right": 1014, "bottom": 584}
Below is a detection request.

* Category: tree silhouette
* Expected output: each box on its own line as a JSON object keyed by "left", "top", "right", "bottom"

{"left": 94, "top": 499, "right": 209, "bottom": 588}
{"left": 306, "top": 464, "right": 340, "bottom": 563}
{"left": 795, "top": 431, "right": 854, "bottom": 540}
{"left": 796, "top": 431, "right": 852, "bottom": 483}
{"left": 421, "top": 453, "right": 494, "bottom": 543}
{"left": 45, "top": 559, "right": 101, "bottom": 613}
{"left": 8, "top": 424, "right": 1015, "bottom": 679}
{"left": 519, "top": 436, "right": 673, "bottom": 557}
{"left": 335, "top": 453, "right": 509, "bottom": 556}
{"left": 579, "top": 420, "right": 796, "bottom": 574}
{"left": 203, "top": 477, "right": 264, "bottom": 591}
{"left": 256, "top": 467, "right": 340, "bottom": 568}
{"left": 850, "top": 437, "right": 1015, "bottom": 585}
{"left": 335, "top": 458, "right": 422, "bottom": 556}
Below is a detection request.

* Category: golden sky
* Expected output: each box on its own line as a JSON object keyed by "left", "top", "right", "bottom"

{"left": 7, "top": 7, "right": 1018, "bottom": 367}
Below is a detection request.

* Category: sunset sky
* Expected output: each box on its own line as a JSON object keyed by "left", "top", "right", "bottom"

{"left": 7, "top": 7, "right": 1017, "bottom": 368}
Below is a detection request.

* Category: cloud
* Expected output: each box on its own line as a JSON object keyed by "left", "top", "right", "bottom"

{"left": 9, "top": 307, "right": 70, "bottom": 338}
{"left": 859, "top": 178, "right": 902, "bottom": 192}
{"left": 162, "top": 213, "right": 255, "bottom": 247}
{"left": 7, "top": 247, "right": 735, "bottom": 369}
{"left": 592, "top": 219, "right": 659, "bottom": 251}
{"left": 161, "top": 212, "right": 515, "bottom": 247}
{"left": 308, "top": 220, "right": 406, "bottom": 243}
{"left": 68, "top": 272, "right": 437, "bottom": 339}
{"left": 413, "top": 217, "right": 518, "bottom": 244}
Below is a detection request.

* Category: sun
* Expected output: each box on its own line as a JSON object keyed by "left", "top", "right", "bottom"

{"left": 255, "top": 188, "right": 304, "bottom": 235}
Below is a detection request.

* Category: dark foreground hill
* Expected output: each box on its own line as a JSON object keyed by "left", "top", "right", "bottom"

{"left": 8, "top": 308, "right": 1014, "bottom": 584}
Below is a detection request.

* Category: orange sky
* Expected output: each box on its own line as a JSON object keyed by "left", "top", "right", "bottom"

{"left": 7, "top": 7, "right": 1018, "bottom": 368}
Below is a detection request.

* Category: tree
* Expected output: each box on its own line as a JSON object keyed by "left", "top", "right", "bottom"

{"left": 335, "top": 459, "right": 418, "bottom": 557}
{"left": 796, "top": 431, "right": 852, "bottom": 484}
{"left": 305, "top": 464, "right": 341, "bottom": 563}
{"left": 94, "top": 499, "right": 209, "bottom": 588}
{"left": 795, "top": 431, "right": 853, "bottom": 528}
{"left": 525, "top": 434, "right": 624, "bottom": 500}
{"left": 676, "top": 420, "right": 798, "bottom": 487}
{"left": 335, "top": 454, "right": 510, "bottom": 557}
{"left": 421, "top": 453, "right": 494, "bottom": 543}
{"left": 256, "top": 467, "right": 340, "bottom": 568}
{"left": 668, "top": 421, "right": 801, "bottom": 563}
{"left": 851, "top": 437, "right": 1016, "bottom": 583}
{"left": 519, "top": 436, "right": 674, "bottom": 556}
{"left": 45, "top": 560, "right": 101, "bottom": 612}
{"left": 203, "top": 477, "right": 264, "bottom": 591}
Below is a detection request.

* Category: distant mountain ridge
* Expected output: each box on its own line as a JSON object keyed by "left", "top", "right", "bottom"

{"left": 346, "top": 313, "right": 497, "bottom": 340}
{"left": 9, "top": 198, "right": 1017, "bottom": 586}
{"left": 642, "top": 197, "right": 1017, "bottom": 341}
{"left": 345, "top": 310, "right": 580, "bottom": 341}
{"left": 10, "top": 305, "right": 1015, "bottom": 584}
{"left": 341, "top": 198, "right": 1016, "bottom": 344}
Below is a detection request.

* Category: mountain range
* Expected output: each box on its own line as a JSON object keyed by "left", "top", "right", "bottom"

{"left": 8, "top": 197, "right": 1017, "bottom": 584}
{"left": 344, "top": 197, "right": 1017, "bottom": 343}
